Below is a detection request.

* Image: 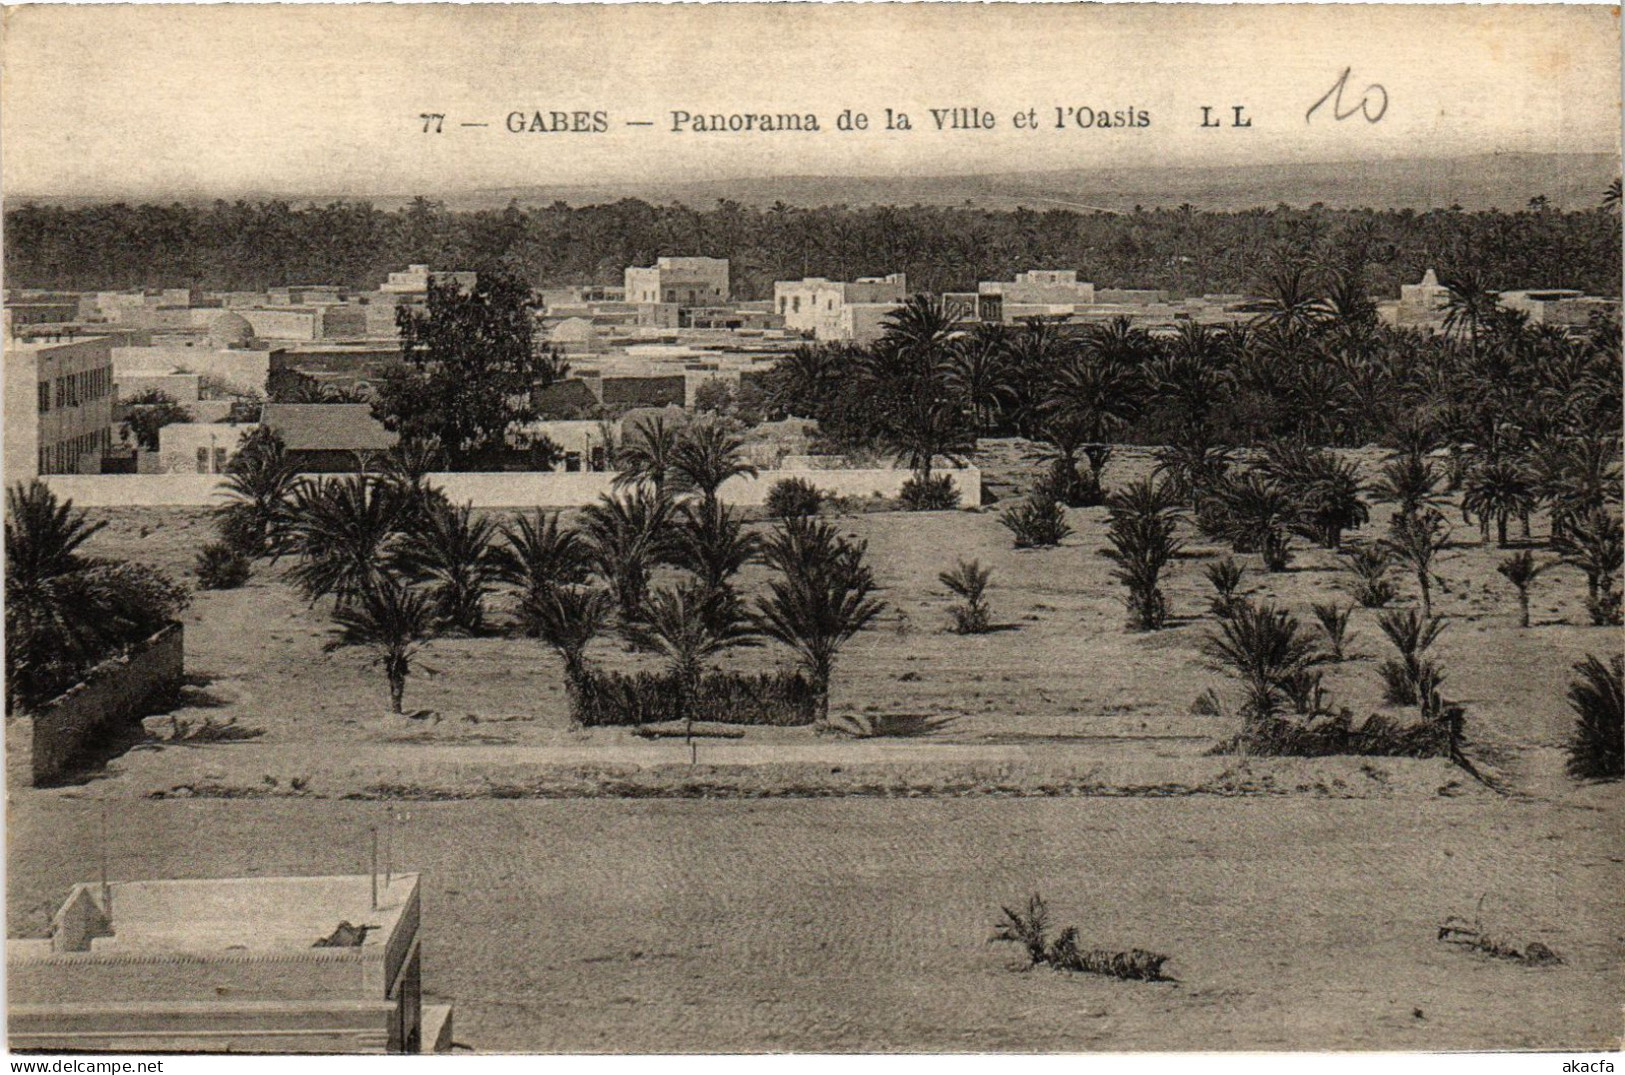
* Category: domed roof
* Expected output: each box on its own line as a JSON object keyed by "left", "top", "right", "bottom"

{"left": 208, "top": 311, "right": 255, "bottom": 348}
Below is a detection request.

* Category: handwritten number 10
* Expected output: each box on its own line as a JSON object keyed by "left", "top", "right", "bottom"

{"left": 1306, "top": 68, "right": 1388, "bottom": 124}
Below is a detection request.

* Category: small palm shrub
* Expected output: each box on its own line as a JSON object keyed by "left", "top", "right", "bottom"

{"left": 765, "top": 477, "right": 823, "bottom": 518}
{"left": 1554, "top": 508, "right": 1623, "bottom": 626}
{"left": 1383, "top": 508, "right": 1450, "bottom": 618}
{"left": 1565, "top": 654, "right": 1623, "bottom": 780}
{"left": 939, "top": 559, "right": 993, "bottom": 634}
{"left": 1343, "top": 544, "right": 1396, "bottom": 608}
{"left": 1376, "top": 609, "right": 1447, "bottom": 716}
{"left": 1103, "top": 478, "right": 1183, "bottom": 631}
{"left": 1033, "top": 456, "right": 1103, "bottom": 508}
{"left": 899, "top": 473, "right": 960, "bottom": 511}
{"left": 991, "top": 894, "right": 1172, "bottom": 981}
{"left": 1203, "top": 557, "right": 1245, "bottom": 619}
{"left": 1495, "top": 550, "right": 1545, "bottom": 629}
{"left": 1202, "top": 599, "right": 1326, "bottom": 724}
{"left": 325, "top": 575, "right": 436, "bottom": 714}
{"left": 1262, "top": 441, "right": 1368, "bottom": 549}
{"left": 1211, "top": 470, "right": 1296, "bottom": 571}
{"left": 580, "top": 488, "right": 678, "bottom": 620}
{"left": 673, "top": 499, "right": 761, "bottom": 594}
{"left": 1311, "top": 602, "right": 1353, "bottom": 661}
{"left": 1001, "top": 495, "right": 1071, "bottom": 549}
{"left": 196, "top": 542, "right": 251, "bottom": 590}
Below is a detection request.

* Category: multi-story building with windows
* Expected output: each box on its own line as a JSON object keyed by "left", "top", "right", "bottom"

{"left": 625, "top": 257, "right": 730, "bottom": 306}
{"left": 5, "top": 334, "right": 116, "bottom": 478}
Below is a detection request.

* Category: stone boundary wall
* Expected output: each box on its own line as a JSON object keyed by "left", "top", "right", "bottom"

{"left": 6, "top": 623, "right": 184, "bottom": 788}
{"left": 43, "top": 467, "right": 982, "bottom": 510}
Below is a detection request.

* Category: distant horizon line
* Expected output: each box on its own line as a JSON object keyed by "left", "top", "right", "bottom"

{"left": 9, "top": 147, "right": 1619, "bottom": 205}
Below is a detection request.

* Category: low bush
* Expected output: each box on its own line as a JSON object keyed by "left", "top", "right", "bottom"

{"left": 898, "top": 473, "right": 961, "bottom": 512}
{"left": 213, "top": 501, "right": 268, "bottom": 557}
{"left": 1212, "top": 709, "right": 1453, "bottom": 758}
{"left": 765, "top": 476, "right": 824, "bottom": 518}
{"left": 1001, "top": 496, "right": 1071, "bottom": 549}
{"left": 571, "top": 668, "right": 818, "bottom": 727}
{"left": 196, "top": 542, "right": 252, "bottom": 590}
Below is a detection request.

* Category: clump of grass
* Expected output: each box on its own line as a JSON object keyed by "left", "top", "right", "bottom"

{"left": 1311, "top": 601, "right": 1353, "bottom": 661}
{"left": 1001, "top": 495, "right": 1071, "bottom": 549}
{"left": 991, "top": 894, "right": 1173, "bottom": 982}
{"left": 196, "top": 542, "right": 251, "bottom": 590}
{"left": 939, "top": 559, "right": 993, "bottom": 635}
{"left": 1203, "top": 557, "right": 1245, "bottom": 619}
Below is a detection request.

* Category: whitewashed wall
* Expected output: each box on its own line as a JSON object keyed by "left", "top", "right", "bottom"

{"left": 42, "top": 467, "right": 981, "bottom": 510}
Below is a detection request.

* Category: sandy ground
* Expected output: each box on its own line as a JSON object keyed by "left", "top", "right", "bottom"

{"left": 8, "top": 793, "right": 1621, "bottom": 1052}
{"left": 10, "top": 441, "right": 1619, "bottom": 1052}
{"left": 59, "top": 443, "right": 1616, "bottom": 800}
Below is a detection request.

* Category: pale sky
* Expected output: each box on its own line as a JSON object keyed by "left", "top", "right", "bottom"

{"left": 2, "top": 3, "right": 1620, "bottom": 198}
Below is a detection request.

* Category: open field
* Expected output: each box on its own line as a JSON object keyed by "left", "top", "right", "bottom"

{"left": 50, "top": 442, "right": 1616, "bottom": 800}
{"left": 8, "top": 793, "right": 1621, "bottom": 1052}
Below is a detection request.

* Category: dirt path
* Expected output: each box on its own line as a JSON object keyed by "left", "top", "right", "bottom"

{"left": 10, "top": 794, "right": 1621, "bottom": 1052}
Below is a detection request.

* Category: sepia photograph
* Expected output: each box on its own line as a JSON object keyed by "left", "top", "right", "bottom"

{"left": 1, "top": 1, "right": 1621, "bottom": 1058}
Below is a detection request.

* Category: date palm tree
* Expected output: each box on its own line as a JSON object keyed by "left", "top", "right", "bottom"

{"left": 215, "top": 426, "right": 296, "bottom": 556}
{"left": 580, "top": 488, "right": 678, "bottom": 620}
{"left": 1462, "top": 456, "right": 1535, "bottom": 548}
{"left": 754, "top": 516, "right": 886, "bottom": 725}
{"left": 673, "top": 498, "right": 760, "bottom": 594}
{"left": 495, "top": 509, "right": 592, "bottom": 606}
{"left": 326, "top": 574, "right": 436, "bottom": 715}
{"left": 280, "top": 474, "right": 405, "bottom": 605}
{"left": 1203, "top": 599, "right": 1327, "bottom": 726}
{"left": 1214, "top": 470, "right": 1297, "bottom": 572}
{"left": 1102, "top": 477, "right": 1185, "bottom": 630}
{"left": 522, "top": 584, "right": 615, "bottom": 706}
{"left": 1384, "top": 507, "right": 1451, "bottom": 618}
{"left": 392, "top": 500, "right": 502, "bottom": 633}
{"left": 1496, "top": 550, "right": 1547, "bottom": 628}
{"left": 669, "top": 418, "right": 758, "bottom": 506}
{"left": 625, "top": 583, "right": 759, "bottom": 743}
{"left": 613, "top": 413, "right": 683, "bottom": 495}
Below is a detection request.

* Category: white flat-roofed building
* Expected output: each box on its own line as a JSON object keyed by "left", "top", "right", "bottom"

{"left": 625, "top": 257, "right": 730, "bottom": 306}
{"left": 774, "top": 274, "right": 907, "bottom": 341}
{"left": 9, "top": 873, "right": 451, "bottom": 1054}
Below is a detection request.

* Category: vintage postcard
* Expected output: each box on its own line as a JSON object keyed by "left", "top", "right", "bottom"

{"left": 1, "top": 2, "right": 1620, "bottom": 1060}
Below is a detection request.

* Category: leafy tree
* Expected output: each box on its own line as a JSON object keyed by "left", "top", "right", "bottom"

{"left": 374, "top": 271, "right": 564, "bottom": 468}
{"left": 121, "top": 390, "right": 192, "bottom": 452}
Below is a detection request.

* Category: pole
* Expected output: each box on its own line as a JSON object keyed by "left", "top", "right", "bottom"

{"left": 369, "top": 826, "right": 378, "bottom": 911}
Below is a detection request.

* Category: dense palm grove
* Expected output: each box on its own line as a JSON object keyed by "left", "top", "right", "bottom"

{"left": 5, "top": 196, "right": 1621, "bottom": 298}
